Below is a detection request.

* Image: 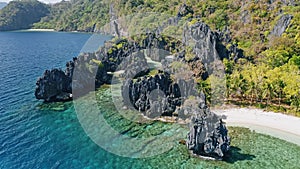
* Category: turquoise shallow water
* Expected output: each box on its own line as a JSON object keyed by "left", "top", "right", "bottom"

{"left": 0, "top": 31, "right": 300, "bottom": 169}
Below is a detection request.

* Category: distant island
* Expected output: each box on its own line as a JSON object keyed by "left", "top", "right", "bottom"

{"left": 0, "top": 0, "right": 49, "bottom": 31}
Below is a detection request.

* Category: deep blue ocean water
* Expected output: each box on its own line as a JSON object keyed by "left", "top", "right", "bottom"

{"left": 0, "top": 31, "right": 300, "bottom": 169}
{"left": 0, "top": 31, "right": 113, "bottom": 168}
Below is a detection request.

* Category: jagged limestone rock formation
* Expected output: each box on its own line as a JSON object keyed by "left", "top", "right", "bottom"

{"left": 35, "top": 29, "right": 188, "bottom": 102}
{"left": 121, "top": 71, "right": 199, "bottom": 118}
{"left": 185, "top": 94, "right": 230, "bottom": 159}
{"left": 121, "top": 70, "right": 230, "bottom": 159}
{"left": 35, "top": 69, "right": 72, "bottom": 102}
{"left": 119, "top": 51, "right": 149, "bottom": 79}
{"left": 177, "top": 4, "right": 194, "bottom": 18}
{"left": 181, "top": 20, "right": 244, "bottom": 73}
{"left": 35, "top": 3, "right": 245, "bottom": 102}
{"left": 271, "top": 14, "right": 293, "bottom": 37}
{"left": 35, "top": 39, "right": 139, "bottom": 102}
{"left": 122, "top": 71, "right": 180, "bottom": 117}
{"left": 35, "top": 57, "right": 77, "bottom": 102}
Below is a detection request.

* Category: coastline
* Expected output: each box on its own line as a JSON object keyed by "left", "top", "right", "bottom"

{"left": 20, "top": 28, "right": 56, "bottom": 32}
{"left": 128, "top": 103, "right": 300, "bottom": 146}
{"left": 213, "top": 107, "right": 300, "bottom": 146}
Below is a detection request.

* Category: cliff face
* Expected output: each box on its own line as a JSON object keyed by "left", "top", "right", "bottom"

{"left": 270, "top": 14, "right": 293, "bottom": 37}
{"left": 122, "top": 72, "right": 187, "bottom": 117}
{"left": 35, "top": 58, "right": 75, "bottom": 102}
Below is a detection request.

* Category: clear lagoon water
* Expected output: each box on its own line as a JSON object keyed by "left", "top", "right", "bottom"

{"left": 0, "top": 31, "right": 299, "bottom": 169}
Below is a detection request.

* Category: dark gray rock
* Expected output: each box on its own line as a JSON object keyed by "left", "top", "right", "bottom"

{"left": 120, "top": 51, "right": 150, "bottom": 79}
{"left": 270, "top": 14, "right": 293, "bottom": 37}
{"left": 177, "top": 4, "right": 194, "bottom": 18}
{"left": 35, "top": 38, "right": 139, "bottom": 102}
{"left": 35, "top": 69, "right": 72, "bottom": 102}
{"left": 121, "top": 71, "right": 201, "bottom": 118}
{"left": 186, "top": 94, "right": 230, "bottom": 159}
{"left": 141, "top": 33, "right": 173, "bottom": 62}
{"left": 182, "top": 21, "right": 244, "bottom": 65}
{"left": 215, "top": 27, "right": 244, "bottom": 62}
{"left": 36, "top": 17, "right": 241, "bottom": 103}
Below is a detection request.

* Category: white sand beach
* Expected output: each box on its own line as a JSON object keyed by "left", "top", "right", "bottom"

{"left": 213, "top": 108, "right": 300, "bottom": 146}
{"left": 21, "top": 29, "right": 55, "bottom": 32}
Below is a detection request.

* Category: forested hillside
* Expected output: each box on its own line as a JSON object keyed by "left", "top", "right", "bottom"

{"left": 0, "top": 0, "right": 49, "bottom": 31}
{"left": 6, "top": 0, "right": 299, "bottom": 114}
{"left": 34, "top": 0, "right": 109, "bottom": 31}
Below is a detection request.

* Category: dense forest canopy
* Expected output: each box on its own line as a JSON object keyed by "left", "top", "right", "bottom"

{"left": 0, "top": 0, "right": 49, "bottom": 31}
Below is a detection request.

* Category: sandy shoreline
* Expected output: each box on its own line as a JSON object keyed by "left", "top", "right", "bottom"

{"left": 20, "top": 29, "right": 56, "bottom": 32}
{"left": 213, "top": 108, "right": 300, "bottom": 146}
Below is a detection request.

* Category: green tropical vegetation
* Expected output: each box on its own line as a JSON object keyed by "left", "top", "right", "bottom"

{"left": 0, "top": 0, "right": 49, "bottom": 31}
{"left": 1, "top": 0, "right": 299, "bottom": 115}
{"left": 34, "top": 0, "right": 109, "bottom": 31}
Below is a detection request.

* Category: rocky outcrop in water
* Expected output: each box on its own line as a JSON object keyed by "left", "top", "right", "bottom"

{"left": 35, "top": 69, "right": 72, "bottom": 102}
{"left": 185, "top": 94, "right": 230, "bottom": 159}
{"left": 35, "top": 12, "right": 242, "bottom": 102}
{"left": 121, "top": 69, "right": 230, "bottom": 158}
{"left": 35, "top": 39, "right": 140, "bottom": 102}
{"left": 270, "top": 14, "right": 293, "bottom": 37}
{"left": 35, "top": 57, "right": 78, "bottom": 102}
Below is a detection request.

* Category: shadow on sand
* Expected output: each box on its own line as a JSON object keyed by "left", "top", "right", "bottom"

{"left": 223, "top": 146, "right": 256, "bottom": 163}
